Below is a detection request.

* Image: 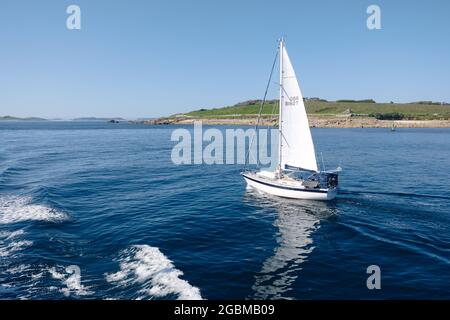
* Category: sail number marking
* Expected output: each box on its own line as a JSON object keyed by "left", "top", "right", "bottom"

{"left": 285, "top": 96, "right": 299, "bottom": 106}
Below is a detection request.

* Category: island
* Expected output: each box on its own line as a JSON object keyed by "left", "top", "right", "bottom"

{"left": 0, "top": 116, "right": 47, "bottom": 121}
{"left": 135, "top": 99, "right": 450, "bottom": 128}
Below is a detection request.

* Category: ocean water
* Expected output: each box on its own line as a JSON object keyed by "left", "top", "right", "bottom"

{"left": 0, "top": 121, "right": 449, "bottom": 300}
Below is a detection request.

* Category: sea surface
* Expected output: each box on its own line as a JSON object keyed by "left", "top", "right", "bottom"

{"left": 0, "top": 121, "right": 449, "bottom": 299}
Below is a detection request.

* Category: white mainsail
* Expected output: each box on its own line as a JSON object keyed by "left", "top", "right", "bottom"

{"left": 279, "top": 41, "right": 318, "bottom": 172}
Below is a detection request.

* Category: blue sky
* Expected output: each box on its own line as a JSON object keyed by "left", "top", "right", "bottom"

{"left": 1, "top": 0, "right": 449, "bottom": 118}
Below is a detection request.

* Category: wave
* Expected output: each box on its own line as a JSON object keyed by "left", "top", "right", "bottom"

{"left": 340, "top": 189, "right": 450, "bottom": 200}
{"left": 5, "top": 263, "right": 45, "bottom": 282}
{"left": 106, "top": 245, "right": 202, "bottom": 300}
{"left": 0, "top": 166, "right": 28, "bottom": 177}
{"left": 2, "top": 263, "right": 91, "bottom": 298}
{"left": 0, "top": 240, "right": 33, "bottom": 258}
{"left": 48, "top": 265, "right": 93, "bottom": 297}
{"left": 0, "top": 229, "right": 32, "bottom": 258}
{"left": 0, "top": 195, "right": 68, "bottom": 224}
{"left": 0, "top": 229, "right": 25, "bottom": 238}
{"left": 6, "top": 264, "right": 31, "bottom": 274}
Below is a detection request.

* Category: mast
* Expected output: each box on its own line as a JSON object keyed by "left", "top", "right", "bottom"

{"left": 278, "top": 38, "right": 284, "bottom": 175}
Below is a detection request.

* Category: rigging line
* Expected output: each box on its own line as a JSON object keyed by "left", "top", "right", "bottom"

{"left": 280, "top": 130, "right": 290, "bottom": 148}
{"left": 244, "top": 48, "right": 279, "bottom": 170}
{"left": 267, "top": 82, "right": 278, "bottom": 130}
{"left": 321, "top": 152, "right": 326, "bottom": 172}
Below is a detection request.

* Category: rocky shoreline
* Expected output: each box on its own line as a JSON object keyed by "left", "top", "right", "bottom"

{"left": 133, "top": 115, "right": 450, "bottom": 128}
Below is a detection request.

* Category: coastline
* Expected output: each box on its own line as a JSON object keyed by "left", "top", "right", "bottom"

{"left": 133, "top": 115, "right": 450, "bottom": 128}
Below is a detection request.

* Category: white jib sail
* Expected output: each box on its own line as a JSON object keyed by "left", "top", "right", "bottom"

{"left": 279, "top": 43, "right": 318, "bottom": 172}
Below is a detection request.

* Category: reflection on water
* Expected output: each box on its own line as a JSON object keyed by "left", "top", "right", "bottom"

{"left": 244, "top": 190, "right": 338, "bottom": 299}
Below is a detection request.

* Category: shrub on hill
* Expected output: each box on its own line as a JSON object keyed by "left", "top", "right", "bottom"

{"left": 336, "top": 99, "right": 376, "bottom": 103}
{"left": 369, "top": 112, "right": 404, "bottom": 120}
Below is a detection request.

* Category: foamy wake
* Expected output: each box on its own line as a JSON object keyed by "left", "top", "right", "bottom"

{"left": 2, "top": 263, "right": 92, "bottom": 298}
{"left": 48, "top": 265, "right": 93, "bottom": 297}
{"left": 0, "top": 229, "right": 33, "bottom": 257}
{"left": 0, "top": 195, "right": 68, "bottom": 224}
{"left": 106, "top": 245, "right": 202, "bottom": 300}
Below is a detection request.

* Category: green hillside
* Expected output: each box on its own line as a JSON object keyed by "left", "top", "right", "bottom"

{"left": 181, "top": 100, "right": 450, "bottom": 120}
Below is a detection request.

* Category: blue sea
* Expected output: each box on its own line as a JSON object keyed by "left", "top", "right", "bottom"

{"left": 0, "top": 121, "right": 449, "bottom": 299}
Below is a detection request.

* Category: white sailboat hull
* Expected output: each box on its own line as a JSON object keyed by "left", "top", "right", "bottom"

{"left": 242, "top": 172, "right": 337, "bottom": 201}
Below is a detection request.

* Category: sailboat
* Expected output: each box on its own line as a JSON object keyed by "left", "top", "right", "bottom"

{"left": 241, "top": 39, "right": 340, "bottom": 201}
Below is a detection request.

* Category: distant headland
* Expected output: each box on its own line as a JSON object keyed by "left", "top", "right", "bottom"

{"left": 0, "top": 116, "right": 48, "bottom": 121}
{"left": 0, "top": 116, "right": 127, "bottom": 122}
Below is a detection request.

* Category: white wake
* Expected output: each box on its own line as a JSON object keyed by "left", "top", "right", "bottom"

{"left": 48, "top": 265, "right": 93, "bottom": 297}
{"left": 106, "top": 245, "right": 202, "bottom": 300}
{"left": 0, "top": 195, "right": 68, "bottom": 224}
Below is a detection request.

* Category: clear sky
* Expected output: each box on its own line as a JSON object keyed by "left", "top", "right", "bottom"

{"left": 1, "top": 0, "right": 449, "bottom": 118}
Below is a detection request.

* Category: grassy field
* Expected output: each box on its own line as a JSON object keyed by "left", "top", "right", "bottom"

{"left": 181, "top": 100, "right": 450, "bottom": 120}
